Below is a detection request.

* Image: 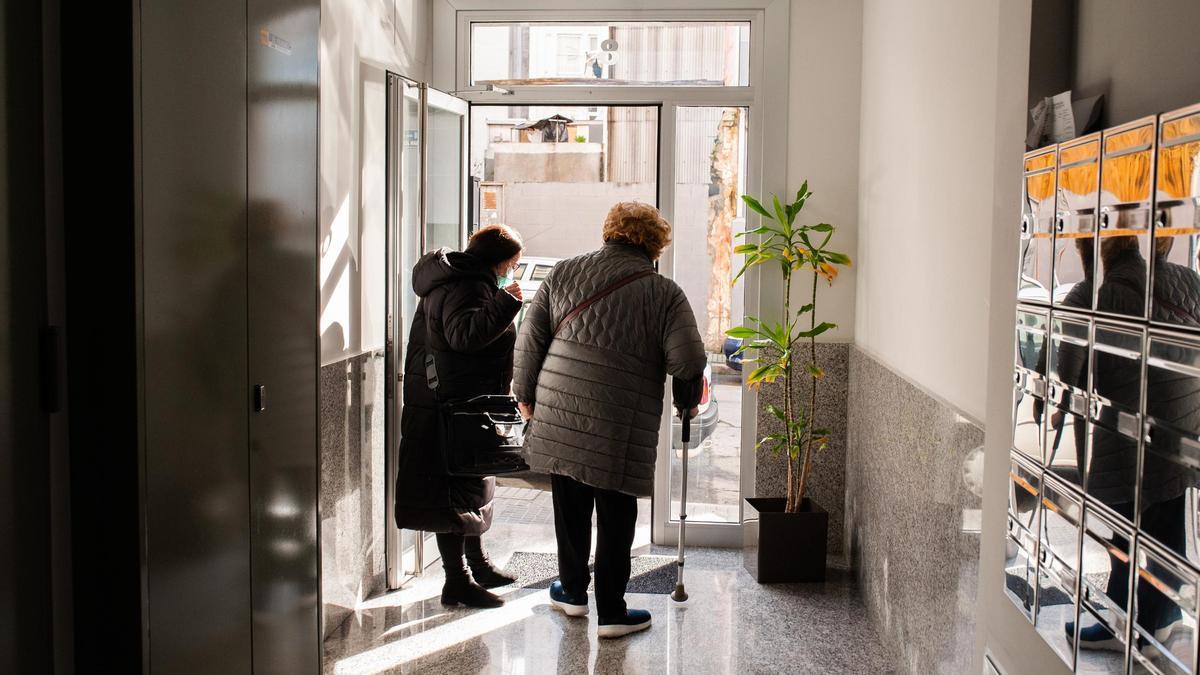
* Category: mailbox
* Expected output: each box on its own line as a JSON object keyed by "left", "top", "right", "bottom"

{"left": 1078, "top": 507, "right": 1134, "bottom": 674}
{"left": 1035, "top": 474, "right": 1083, "bottom": 670}
{"left": 1130, "top": 540, "right": 1197, "bottom": 674}
{"left": 1097, "top": 117, "right": 1156, "bottom": 320}
{"left": 1045, "top": 312, "right": 1091, "bottom": 487}
{"left": 1152, "top": 104, "right": 1200, "bottom": 331}
{"left": 1087, "top": 322, "right": 1144, "bottom": 522}
{"left": 1054, "top": 134, "right": 1101, "bottom": 309}
{"left": 1021, "top": 147, "right": 1058, "bottom": 305}
{"left": 1015, "top": 307, "right": 1050, "bottom": 464}
{"left": 1006, "top": 453, "right": 1042, "bottom": 621}
{"left": 1141, "top": 333, "right": 1200, "bottom": 569}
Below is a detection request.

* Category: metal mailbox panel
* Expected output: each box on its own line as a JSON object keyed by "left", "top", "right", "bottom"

{"left": 1078, "top": 507, "right": 1134, "bottom": 674}
{"left": 1087, "top": 323, "right": 1145, "bottom": 519}
{"left": 1022, "top": 147, "right": 1059, "bottom": 305}
{"left": 1055, "top": 135, "right": 1101, "bottom": 309}
{"left": 1035, "top": 475, "right": 1083, "bottom": 670}
{"left": 1016, "top": 308, "right": 1050, "bottom": 463}
{"left": 1098, "top": 118, "right": 1156, "bottom": 320}
{"left": 1141, "top": 334, "right": 1200, "bottom": 568}
{"left": 1130, "top": 544, "right": 1197, "bottom": 675}
{"left": 1153, "top": 104, "right": 1200, "bottom": 331}
{"left": 1007, "top": 453, "right": 1041, "bottom": 624}
{"left": 1046, "top": 313, "right": 1092, "bottom": 486}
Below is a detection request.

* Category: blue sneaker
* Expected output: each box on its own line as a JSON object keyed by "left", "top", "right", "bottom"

{"left": 549, "top": 581, "right": 589, "bottom": 617}
{"left": 1067, "top": 621, "right": 1123, "bottom": 652}
{"left": 598, "top": 609, "right": 652, "bottom": 638}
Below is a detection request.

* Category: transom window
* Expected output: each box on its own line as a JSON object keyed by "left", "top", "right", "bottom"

{"left": 470, "top": 21, "right": 751, "bottom": 87}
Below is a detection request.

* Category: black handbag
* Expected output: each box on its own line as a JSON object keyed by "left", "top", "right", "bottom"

{"left": 423, "top": 300, "right": 530, "bottom": 477}
{"left": 437, "top": 394, "right": 529, "bottom": 477}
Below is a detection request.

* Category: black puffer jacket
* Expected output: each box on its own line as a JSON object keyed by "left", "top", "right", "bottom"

{"left": 1088, "top": 247, "right": 1198, "bottom": 506}
{"left": 394, "top": 249, "right": 522, "bottom": 535}
{"left": 513, "top": 242, "right": 707, "bottom": 497}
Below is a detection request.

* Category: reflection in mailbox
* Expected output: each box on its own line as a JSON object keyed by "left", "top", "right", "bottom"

{"left": 1078, "top": 507, "right": 1133, "bottom": 674}
{"left": 1141, "top": 335, "right": 1200, "bottom": 570}
{"left": 1035, "top": 475, "right": 1082, "bottom": 670}
{"left": 1006, "top": 453, "right": 1041, "bottom": 622}
{"left": 1021, "top": 147, "right": 1058, "bottom": 305}
{"left": 1131, "top": 542, "right": 1197, "bottom": 675}
{"left": 1153, "top": 104, "right": 1200, "bottom": 331}
{"left": 1098, "top": 118, "right": 1156, "bottom": 320}
{"left": 1015, "top": 308, "right": 1049, "bottom": 463}
{"left": 1046, "top": 313, "right": 1091, "bottom": 487}
{"left": 1087, "top": 323, "right": 1144, "bottom": 521}
{"left": 1054, "top": 135, "right": 1100, "bottom": 308}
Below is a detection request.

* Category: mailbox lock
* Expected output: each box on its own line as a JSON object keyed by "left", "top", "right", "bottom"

{"left": 1020, "top": 217, "right": 1030, "bottom": 234}
{"left": 1099, "top": 212, "right": 1110, "bottom": 229}
{"left": 1155, "top": 210, "right": 1168, "bottom": 230}
{"left": 1056, "top": 217, "right": 1065, "bottom": 233}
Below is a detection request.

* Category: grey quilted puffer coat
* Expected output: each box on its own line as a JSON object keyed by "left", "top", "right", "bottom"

{"left": 514, "top": 242, "right": 707, "bottom": 496}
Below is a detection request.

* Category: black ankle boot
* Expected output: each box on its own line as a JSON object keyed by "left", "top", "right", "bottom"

{"left": 441, "top": 573, "right": 504, "bottom": 608}
{"left": 468, "top": 559, "right": 518, "bottom": 589}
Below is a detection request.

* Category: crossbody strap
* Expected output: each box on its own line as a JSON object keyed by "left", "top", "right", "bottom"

{"left": 552, "top": 269, "right": 655, "bottom": 337}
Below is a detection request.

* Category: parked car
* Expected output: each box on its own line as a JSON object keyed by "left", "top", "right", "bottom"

{"left": 723, "top": 336, "right": 744, "bottom": 372}
{"left": 512, "top": 256, "right": 562, "bottom": 331}
{"left": 672, "top": 363, "right": 719, "bottom": 449}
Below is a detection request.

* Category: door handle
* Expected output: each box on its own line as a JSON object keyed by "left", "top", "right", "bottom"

{"left": 253, "top": 384, "right": 267, "bottom": 412}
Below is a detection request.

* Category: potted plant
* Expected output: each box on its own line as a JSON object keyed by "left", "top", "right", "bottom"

{"left": 728, "top": 181, "right": 850, "bottom": 583}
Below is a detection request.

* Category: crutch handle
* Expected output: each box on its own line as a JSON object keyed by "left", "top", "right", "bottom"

{"left": 677, "top": 409, "right": 693, "bottom": 444}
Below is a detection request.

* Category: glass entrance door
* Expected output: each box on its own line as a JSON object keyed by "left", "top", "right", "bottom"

{"left": 654, "top": 104, "right": 752, "bottom": 548}
{"left": 385, "top": 75, "right": 470, "bottom": 590}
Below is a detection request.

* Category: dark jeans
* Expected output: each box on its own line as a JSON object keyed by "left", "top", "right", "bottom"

{"left": 436, "top": 533, "right": 487, "bottom": 579}
{"left": 1107, "top": 495, "right": 1186, "bottom": 632}
{"left": 551, "top": 473, "right": 638, "bottom": 620}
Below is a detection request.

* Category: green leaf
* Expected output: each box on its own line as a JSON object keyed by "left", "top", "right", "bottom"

{"left": 772, "top": 195, "right": 789, "bottom": 229}
{"left": 796, "top": 303, "right": 814, "bottom": 315}
{"left": 733, "top": 244, "right": 757, "bottom": 254}
{"left": 810, "top": 223, "right": 833, "bottom": 232}
{"left": 742, "top": 195, "right": 772, "bottom": 220}
{"left": 796, "top": 321, "right": 837, "bottom": 338}
{"left": 797, "top": 180, "right": 809, "bottom": 202}
{"left": 725, "top": 326, "right": 759, "bottom": 339}
{"left": 807, "top": 363, "right": 825, "bottom": 379}
{"left": 823, "top": 251, "right": 852, "bottom": 265}
{"left": 766, "top": 404, "right": 787, "bottom": 422}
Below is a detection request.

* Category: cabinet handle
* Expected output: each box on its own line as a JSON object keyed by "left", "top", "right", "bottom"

{"left": 254, "top": 384, "right": 267, "bottom": 413}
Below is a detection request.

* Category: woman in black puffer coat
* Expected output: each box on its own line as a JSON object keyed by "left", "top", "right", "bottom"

{"left": 395, "top": 224, "right": 524, "bottom": 608}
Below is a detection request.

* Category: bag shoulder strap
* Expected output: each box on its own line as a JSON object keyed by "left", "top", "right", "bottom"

{"left": 552, "top": 269, "right": 655, "bottom": 337}
{"left": 422, "top": 298, "right": 440, "bottom": 392}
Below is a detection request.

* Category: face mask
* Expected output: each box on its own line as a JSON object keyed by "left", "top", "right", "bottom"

{"left": 497, "top": 271, "right": 513, "bottom": 288}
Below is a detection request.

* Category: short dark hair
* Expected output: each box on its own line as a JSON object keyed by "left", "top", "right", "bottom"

{"left": 465, "top": 224, "right": 523, "bottom": 265}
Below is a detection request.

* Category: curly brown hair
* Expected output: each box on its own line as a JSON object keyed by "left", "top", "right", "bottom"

{"left": 601, "top": 202, "right": 672, "bottom": 259}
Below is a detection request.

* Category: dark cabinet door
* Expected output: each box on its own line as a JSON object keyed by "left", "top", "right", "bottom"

{"left": 140, "top": 0, "right": 252, "bottom": 672}
{"left": 246, "top": 0, "right": 321, "bottom": 672}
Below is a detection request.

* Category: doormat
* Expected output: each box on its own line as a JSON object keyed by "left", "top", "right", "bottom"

{"left": 502, "top": 552, "right": 677, "bottom": 595}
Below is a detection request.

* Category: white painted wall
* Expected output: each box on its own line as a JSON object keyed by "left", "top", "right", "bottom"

{"left": 855, "top": 0, "right": 1004, "bottom": 421}
{"left": 318, "top": 0, "right": 431, "bottom": 639}
{"left": 319, "top": 0, "right": 430, "bottom": 365}
{"left": 786, "top": 0, "right": 862, "bottom": 343}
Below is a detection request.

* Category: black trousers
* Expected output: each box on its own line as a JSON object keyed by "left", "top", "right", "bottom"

{"left": 551, "top": 473, "right": 639, "bottom": 619}
{"left": 436, "top": 533, "right": 487, "bottom": 578}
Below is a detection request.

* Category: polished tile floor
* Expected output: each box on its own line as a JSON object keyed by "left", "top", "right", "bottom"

{"left": 323, "top": 544, "right": 893, "bottom": 674}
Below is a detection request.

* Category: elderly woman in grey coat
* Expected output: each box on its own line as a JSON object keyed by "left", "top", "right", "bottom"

{"left": 514, "top": 201, "right": 706, "bottom": 638}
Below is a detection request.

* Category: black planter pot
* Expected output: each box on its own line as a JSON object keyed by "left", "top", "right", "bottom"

{"left": 743, "top": 497, "right": 828, "bottom": 583}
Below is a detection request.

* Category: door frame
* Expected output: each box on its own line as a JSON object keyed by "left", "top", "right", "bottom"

{"left": 385, "top": 73, "right": 473, "bottom": 590}
{"left": 442, "top": 3, "right": 790, "bottom": 547}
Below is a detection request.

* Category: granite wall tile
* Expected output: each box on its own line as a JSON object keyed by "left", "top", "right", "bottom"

{"left": 754, "top": 342, "right": 849, "bottom": 555}
{"left": 846, "top": 346, "right": 985, "bottom": 674}
{"left": 320, "top": 352, "right": 387, "bottom": 637}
